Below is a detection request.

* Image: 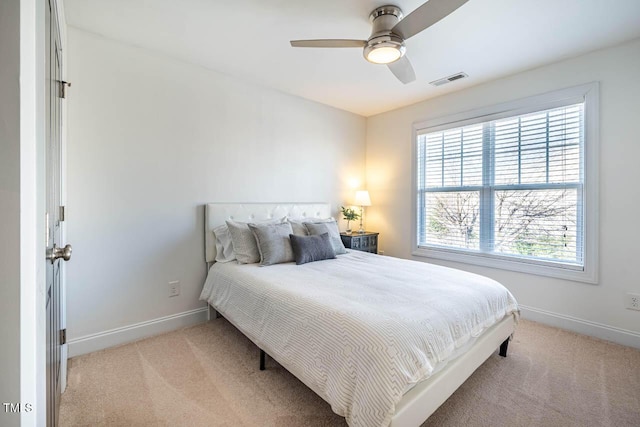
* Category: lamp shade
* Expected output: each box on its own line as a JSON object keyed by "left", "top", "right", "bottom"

{"left": 355, "top": 190, "right": 372, "bottom": 207}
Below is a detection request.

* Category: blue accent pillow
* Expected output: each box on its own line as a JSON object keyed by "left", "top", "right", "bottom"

{"left": 289, "top": 233, "right": 336, "bottom": 265}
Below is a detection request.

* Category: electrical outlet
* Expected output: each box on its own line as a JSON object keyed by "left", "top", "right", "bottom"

{"left": 626, "top": 293, "right": 640, "bottom": 311}
{"left": 168, "top": 281, "right": 180, "bottom": 297}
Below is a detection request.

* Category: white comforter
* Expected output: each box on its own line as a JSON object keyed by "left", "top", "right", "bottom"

{"left": 200, "top": 251, "right": 518, "bottom": 427}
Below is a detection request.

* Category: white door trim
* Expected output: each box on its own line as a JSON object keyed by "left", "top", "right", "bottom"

{"left": 19, "top": 0, "right": 46, "bottom": 425}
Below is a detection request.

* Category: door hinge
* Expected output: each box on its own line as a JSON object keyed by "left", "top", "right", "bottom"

{"left": 60, "top": 329, "right": 67, "bottom": 345}
{"left": 58, "top": 80, "right": 71, "bottom": 99}
{"left": 59, "top": 206, "right": 65, "bottom": 222}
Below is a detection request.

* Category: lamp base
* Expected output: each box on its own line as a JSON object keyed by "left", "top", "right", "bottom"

{"left": 358, "top": 205, "right": 365, "bottom": 234}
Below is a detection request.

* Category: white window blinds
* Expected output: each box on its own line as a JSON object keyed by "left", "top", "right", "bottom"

{"left": 416, "top": 103, "right": 584, "bottom": 268}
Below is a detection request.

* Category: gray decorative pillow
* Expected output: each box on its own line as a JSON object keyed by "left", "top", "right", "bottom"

{"left": 248, "top": 222, "right": 295, "bottom": 266}
{"left": 289, "top": 233, "right": 336, "bottom": 265}
{"left": 226, "top": 220, "right": 261, "bottom": 264}
{"left": 304, "top": 221, "right": 347, "bottom": 255}
{"left": 226, "top": 217, "right": 286, "bottom": 264}
{"left": 287, "top": 217, "right": 335, "bottom": 236}
{"left": 287, "top": 219, "right": 310, "bottom": 236}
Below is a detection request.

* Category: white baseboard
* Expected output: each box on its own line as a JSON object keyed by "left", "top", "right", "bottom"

{"left": 68, "top": 307, "right": 208, "bottom": 357}
{"left": 519, "top": 304, "right": 640, "bottom": 349}
{"left": 67, "top": 304, "right": 639, "bottom": 356}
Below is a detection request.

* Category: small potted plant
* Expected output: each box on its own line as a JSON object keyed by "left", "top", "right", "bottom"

{"left": 340, "top": 206, "right": 360, "bottom": 234}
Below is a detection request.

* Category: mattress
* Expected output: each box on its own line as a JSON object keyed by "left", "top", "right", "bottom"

{"left": 200, "top": 250, "right": 519, "bottom": 427}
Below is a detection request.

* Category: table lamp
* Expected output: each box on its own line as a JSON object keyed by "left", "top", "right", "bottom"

{"left": 354, "top": 190, "right": 371, "bottom": 234}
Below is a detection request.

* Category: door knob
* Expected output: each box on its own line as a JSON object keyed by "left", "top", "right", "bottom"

{"left": 47, "top": 244, "right": 72, "bottom": 264}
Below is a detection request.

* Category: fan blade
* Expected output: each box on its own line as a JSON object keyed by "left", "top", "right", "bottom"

{"left": 388, "top": 56, "right": 416, "bottom": 84}
{"left": 290, "top": 39, "right": 366, "bottom": 48}
{"left": 392, "top": 0, "right": 468, "bottom": 40}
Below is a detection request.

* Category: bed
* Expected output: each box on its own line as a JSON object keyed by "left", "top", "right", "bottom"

{"left": 200, "top": 203, "right": 518, "bottom": 427}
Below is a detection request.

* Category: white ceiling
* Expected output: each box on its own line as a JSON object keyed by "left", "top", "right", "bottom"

{"left": 64, "top": 0, "right": 640, "bottom": 117}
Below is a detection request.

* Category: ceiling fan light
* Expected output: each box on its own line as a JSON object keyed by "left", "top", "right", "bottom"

{"left": 363, "top": 37, "right": 406, "bottom": 65}
{"left": 366, "top": 46, "right": 402, "bottom": 64}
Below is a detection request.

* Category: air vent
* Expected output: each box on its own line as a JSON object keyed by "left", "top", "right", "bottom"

{"left": 429, "top": 72, "right": 468, "bottom": 87}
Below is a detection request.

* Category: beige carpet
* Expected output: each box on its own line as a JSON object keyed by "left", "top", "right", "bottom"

{"left": 60, "top": 319, "right": 640, "bottom": 427}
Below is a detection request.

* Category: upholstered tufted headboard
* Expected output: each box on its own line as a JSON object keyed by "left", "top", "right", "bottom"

{"left": 204, "top": 203, "right": 333, "bottom": 263}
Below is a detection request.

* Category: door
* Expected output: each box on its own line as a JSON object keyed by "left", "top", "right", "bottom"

{"left": 45, "top": 0, "right": 69, "bottom": 425}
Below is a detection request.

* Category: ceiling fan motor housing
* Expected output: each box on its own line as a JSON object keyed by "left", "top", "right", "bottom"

{"left": 369, "top": 5, "right": 403, "bottom": 33}
{"left": 364, "top": 5, "right": 406, "bottom": 63}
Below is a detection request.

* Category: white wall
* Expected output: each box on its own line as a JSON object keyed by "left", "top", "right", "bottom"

{"left": 66, "top": 28, "right": 366, "bottom": 354}
{"left": 0, "top": 0, "right": 22, "bottom": 425}
{"left": 366, "top": 38, "right": 640, "bottom": 347}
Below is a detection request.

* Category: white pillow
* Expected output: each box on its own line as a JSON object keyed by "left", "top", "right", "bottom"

{"left": 213, "top": 224, "right": 235, "bottom": 263}
{"left": 226, "top": 217, "right": 285, "bottom": 264}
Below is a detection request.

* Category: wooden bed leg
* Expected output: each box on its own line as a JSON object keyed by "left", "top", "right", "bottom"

{"left": 260, "top": 349, "right": 266, "bottom": 371}
{"left": 208, "top": 305, "right": 222, "bottom": 320}
{"left": 499, "top": 338, "right": 509, "bottom": 357}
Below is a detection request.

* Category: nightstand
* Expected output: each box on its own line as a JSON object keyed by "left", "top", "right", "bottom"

{"left": 340, "top": 232, "right": 379, "bottom": 254}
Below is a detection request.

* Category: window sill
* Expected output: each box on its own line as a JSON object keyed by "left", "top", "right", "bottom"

{"left": 412, "top": 246, "right": 597, "bottom": 284}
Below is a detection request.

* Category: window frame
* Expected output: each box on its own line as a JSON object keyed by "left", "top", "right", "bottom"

{"left": 411, "top": 83, "right": 599, "bottom": 283}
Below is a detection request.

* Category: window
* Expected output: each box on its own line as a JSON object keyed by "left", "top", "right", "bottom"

{"left": 413, "top": 84, "right": 598, "bottom": 283}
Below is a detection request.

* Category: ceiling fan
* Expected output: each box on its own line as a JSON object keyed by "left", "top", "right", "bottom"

{"left": 290, "top": 0, "right": 469, "bottom": 84}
